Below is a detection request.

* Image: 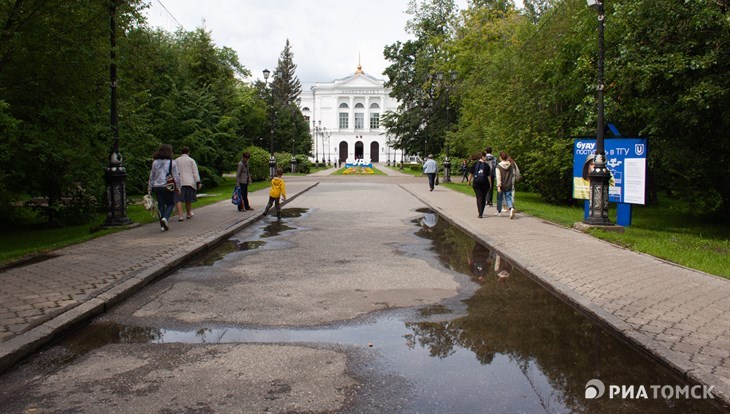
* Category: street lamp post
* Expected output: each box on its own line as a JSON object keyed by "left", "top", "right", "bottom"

{"left": 290, "top": 98, "right": 299, "bottom": 174}
{"left": 314, "top": 119, "right": 322, "bottom": 167}
{"left": 435, "top": 71, "right": 457, "bottom": 183}
{"left": 325, "top": 131, "right": 331, "bottom": 165}
{"left": 584, "top": 0, "right": 612, "bottom": 225}
{"left": 104, "top": 1, "right": 131, "bottom": 226}
{"left": 263, "top": 68, "right": 277, "bottom": 180}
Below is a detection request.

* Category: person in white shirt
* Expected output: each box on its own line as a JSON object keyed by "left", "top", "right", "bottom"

{"left": 422, "top": 154, "right": 438, "bottom": 192}
{"left": 174, "top": 146, "right": 201, "bottom": 221}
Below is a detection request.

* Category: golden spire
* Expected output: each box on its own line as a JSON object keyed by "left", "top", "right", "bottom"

{"left": 356, "top": 52, "right": 363, "bottom": 74}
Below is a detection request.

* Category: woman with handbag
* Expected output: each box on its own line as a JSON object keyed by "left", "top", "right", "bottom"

{"left": 148, "top": 144, "right": 180, "bottom": 231}
{"left": 235, "top": 151, "right": 254, "bottom": 211}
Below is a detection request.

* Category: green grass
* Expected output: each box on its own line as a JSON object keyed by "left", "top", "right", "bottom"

{"left": 0, "top": 177, "right": 269, "bottom": 265}
{"left": 442, "top": 181, "right": 730, "bottom": 279}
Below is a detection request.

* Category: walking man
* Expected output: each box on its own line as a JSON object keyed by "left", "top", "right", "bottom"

{"left": 423, "top": 154, "right": 438, "bottom": 192}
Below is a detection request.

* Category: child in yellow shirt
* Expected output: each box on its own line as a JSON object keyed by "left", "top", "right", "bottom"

{"left": 262, "top": 168, "right": 287, "bottom": 220}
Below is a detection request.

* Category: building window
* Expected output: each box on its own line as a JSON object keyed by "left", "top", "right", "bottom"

{"left": 339, "top": 112, "right": 349, "bottom": 129}
{"left": 370, "top": 113, "right": 380, "bottom": 129}
{"left": 355, "top": 113, "right": 364, "bottom": 130}
{"left": 304, "top": 115, "right": 310, "bottom": 123}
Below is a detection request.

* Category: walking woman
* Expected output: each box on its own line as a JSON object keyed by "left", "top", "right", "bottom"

{"left": 236, "top": 151, "right": 254, "bottom": 211}
{"left": 148, "top": 144, "right": 180, "bottom": 231}
{"left": 495, "top": 151, "right": 517, "bottom": 219}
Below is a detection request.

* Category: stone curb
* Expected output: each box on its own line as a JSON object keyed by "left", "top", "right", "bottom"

{"left": 0, "top": 182, "right": 318, "bottom": 374}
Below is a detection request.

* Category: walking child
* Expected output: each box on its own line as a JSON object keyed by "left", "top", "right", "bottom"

{"left": 262, "top": 168, "right": 287, "bottom": 220}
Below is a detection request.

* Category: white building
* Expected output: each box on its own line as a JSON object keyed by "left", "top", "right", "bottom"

{"left": 299, "top": 64, "right": 399, "bottom": 164}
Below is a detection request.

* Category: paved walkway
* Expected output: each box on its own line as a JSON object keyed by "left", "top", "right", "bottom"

{"left": 1, "top": 175, "right": 728, "bottom": 406}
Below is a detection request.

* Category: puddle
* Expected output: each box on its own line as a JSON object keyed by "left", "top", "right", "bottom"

{"left": 55, "top": 207, "right": 723, "bottom": 413}
{"left": 185, "top": 208, "right": 308, "bottom": 267}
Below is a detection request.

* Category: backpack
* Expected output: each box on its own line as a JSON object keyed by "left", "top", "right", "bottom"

{"left": 472, "top": 161, "right": 490, "bottom": 186}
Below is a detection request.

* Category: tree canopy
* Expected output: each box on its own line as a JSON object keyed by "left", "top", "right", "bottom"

{"left": 383, "top": 0, "right": 730, "bottom": 215}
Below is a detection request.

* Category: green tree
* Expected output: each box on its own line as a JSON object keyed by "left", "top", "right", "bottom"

{"left": 269, "top": 39, "right": 311, "bottom": 156}
{"left": 383, "top": 0, "right": 460, "bottom": 157}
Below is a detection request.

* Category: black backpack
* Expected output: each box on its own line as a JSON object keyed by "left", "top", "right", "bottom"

{"left": 472, "top": 161, "right": 490, "bottom": 186}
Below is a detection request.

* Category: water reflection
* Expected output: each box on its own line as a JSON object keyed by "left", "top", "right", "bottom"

{"left": 407, "top": 208, "right": 721, "bottom": 413}
{"left": 45, "top": 208, "right": 723, "bottom": 413}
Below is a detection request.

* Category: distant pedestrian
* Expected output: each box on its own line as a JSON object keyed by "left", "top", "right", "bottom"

{"left": 148, "top": 144, "right": 180, "bottom": 231}
{"left": 484, "top": 146, "right": 498, "bottom": 207}
{"left": 469, "top": 151, "right": 492, "bottom": 218}
{"left": 460, "top": 159, "right": 469, "bottom": 182}
{"left": 495, "top": 151, "right": 517, "bottom": 219}
{"left": 423, "top": 154, "right": 438, "bottom": 191}
{"left": 262, "top": 168, "right": 287, "bottom": 220}
{"left": 174, "top": 146, "right": 202, "bottom": 221}
{"left": 236, "top": 151, "right": 254, "bottom": 211}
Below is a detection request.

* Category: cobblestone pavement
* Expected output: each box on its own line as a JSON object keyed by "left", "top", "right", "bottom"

{"left": 1, "top": 174, "right": 727, "bottom": 406}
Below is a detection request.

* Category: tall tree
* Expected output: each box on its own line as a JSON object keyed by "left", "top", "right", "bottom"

{"left": 383, "top": 0, "right": 459, "bottom": 156}
{"left": 270, "top": 39, "right": 309, "bottom": 155}
{"left": 272, "top": 39, "right": 302, "bottom": 107}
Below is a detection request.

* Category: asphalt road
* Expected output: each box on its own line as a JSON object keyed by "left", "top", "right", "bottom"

{"left": 0, "top": 180, "right": 460, "bottom": 413}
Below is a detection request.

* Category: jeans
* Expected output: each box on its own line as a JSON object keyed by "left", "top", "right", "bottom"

{"left": 427, "top": 173, "right": 436, "bottom": 190}
{"left": 496, "top": 190, "right": 514, "bottom": 212}
{"left": 154, "top": 187, "right": 175, "bottom": 220}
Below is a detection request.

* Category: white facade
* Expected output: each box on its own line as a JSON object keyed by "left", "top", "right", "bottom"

{"left": 299, "top": 65, "right": 400, "bottom": 164}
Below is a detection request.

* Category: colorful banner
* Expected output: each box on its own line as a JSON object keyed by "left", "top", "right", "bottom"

{"left": 573, "top": 138, "right": 647, "bottom": 205}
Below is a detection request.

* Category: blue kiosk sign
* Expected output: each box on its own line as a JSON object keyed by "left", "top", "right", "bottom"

{"left": 573, "top": 138, "right": 648, "bottom": 225}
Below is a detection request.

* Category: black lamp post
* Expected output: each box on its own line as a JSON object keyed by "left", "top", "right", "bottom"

{"left": 290, "top": 98, "right": 299, "bottom": 174}
{"left": 436, "top": 71, "right": 458, "bottom": 183}
{"left": 584, "top": 0, "right": 612, "bottom": 225}
{"left": 325, "top": 130, "right": 331, "bottom": 165}
{"left": 315, "top": 120, "right": 322, "bottom": 166}
{"left": 104, "top": 1, "right": 131, "bottom": 226}
{"left": 263, "top": 69, "right": 277, "bottom": 180}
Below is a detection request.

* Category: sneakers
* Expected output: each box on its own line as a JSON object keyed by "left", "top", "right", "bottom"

{"left": 509, "top": 208, "right": 515, "bottom": 219}
{"left": 160, "top": 217, "right": 169, "bottom": 231}
{"left": 478, "top": 214, "right": 483, "bottom": 218}
{"left": 495, "top": 211, "right": 502, "bottom": 217}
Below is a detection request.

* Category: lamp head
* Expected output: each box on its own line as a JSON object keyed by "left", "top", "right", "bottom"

{"left": 586, "top": 0, "right": 600, "bottom": 8}
{"left": 263, "top": 68, "right": 270, "bottom": 80}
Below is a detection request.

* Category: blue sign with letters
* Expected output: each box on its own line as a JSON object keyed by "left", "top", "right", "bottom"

{"left": 573, "top": 138, "right": 647, "bottom": 205}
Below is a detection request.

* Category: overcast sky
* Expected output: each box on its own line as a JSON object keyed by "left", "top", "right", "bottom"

{"left": 143, "top": 0, "right": 473, "bottom": 83}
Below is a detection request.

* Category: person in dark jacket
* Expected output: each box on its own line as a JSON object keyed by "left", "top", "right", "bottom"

{"left": 236, "top": 151, "right": 254, "bottom": 211}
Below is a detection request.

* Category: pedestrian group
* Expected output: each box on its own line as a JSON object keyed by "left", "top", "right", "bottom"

{"left": 425, "top": 145, "right": 521, "bottom": 220}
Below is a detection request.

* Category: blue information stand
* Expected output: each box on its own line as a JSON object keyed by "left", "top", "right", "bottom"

{"left": 574, "top": 137, "right": 647, "bottom": 227}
